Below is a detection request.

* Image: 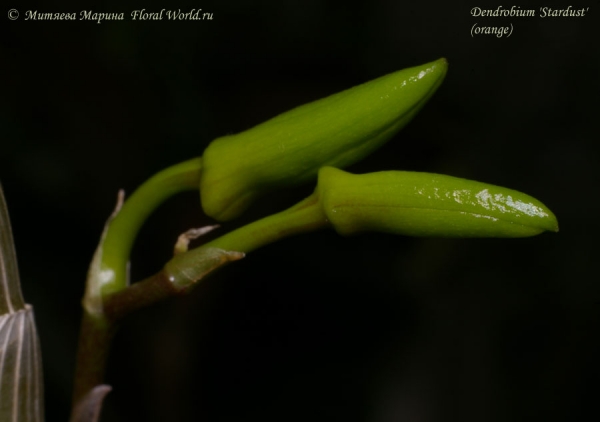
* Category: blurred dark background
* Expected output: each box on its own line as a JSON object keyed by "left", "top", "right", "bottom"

{"left": 2, "top": 0, "right": 599, "bottom": 421}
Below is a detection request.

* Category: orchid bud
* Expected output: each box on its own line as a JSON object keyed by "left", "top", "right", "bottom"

{"left": 200, "top": 58, "right": 448, "bottom": 221}
{"left": 317, "top": 167, "right": 558, "bottom": 238}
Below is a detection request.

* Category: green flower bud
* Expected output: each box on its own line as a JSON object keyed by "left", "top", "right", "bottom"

{"left": 201, "top": 58, "right": 448, "bottom": 221}
{"left": 317, "top": 167, "right": 558, "bottom": 237}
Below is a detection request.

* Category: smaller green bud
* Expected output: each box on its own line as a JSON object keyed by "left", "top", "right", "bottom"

{"left": 200, "top": 58, "right": 448, "bottom": 221}
{"left": 317, "top": 167, "right": 558, "bottom": 238}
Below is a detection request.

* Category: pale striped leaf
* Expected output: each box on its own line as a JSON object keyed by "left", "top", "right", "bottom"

{"left": 0, "top": 184, "right": 44, "bottom": 421}
{"left": 0, "top": 184, "right": 25, "bottom": 314}
{"left": 0, "top": 307, "right": 44, "bottom": 421}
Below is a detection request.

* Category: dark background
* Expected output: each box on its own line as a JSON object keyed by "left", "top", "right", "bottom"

{"left": 2, "top": 0, "right": 599, "bottom": 421}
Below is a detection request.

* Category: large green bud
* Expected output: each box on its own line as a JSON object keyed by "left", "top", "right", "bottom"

{"left": 317, "top": 167, "right": 558, "bottom": 237}
{"left": 200, "top": 58, "right": 448, "bottom": 221}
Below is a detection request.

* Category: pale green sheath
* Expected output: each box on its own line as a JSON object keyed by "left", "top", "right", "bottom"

{"left": 0, "top": 184, "right": 44, "bottom": 422}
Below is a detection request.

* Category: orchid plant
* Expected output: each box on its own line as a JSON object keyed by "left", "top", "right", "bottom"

{"left": 0, "top": 58, "right": 558, "bottom": 422}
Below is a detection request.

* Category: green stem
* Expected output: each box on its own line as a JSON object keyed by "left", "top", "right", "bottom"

{"left": 73, "top": 170, "right": 328, "bottom": 418}
{"left": 100, "top": 192, "right": 330, "bottom": 311}
{"left": 204, "top": 191, "right": 329, "bottom": 253}
{"left": 99, "top": 157, "right": 203, "bottom": 297}
{"left": 72, "top": 158, "right": 203, "bottom": 418}
{"left": 163, "top": 191, "right": 331, "bottom": 289}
